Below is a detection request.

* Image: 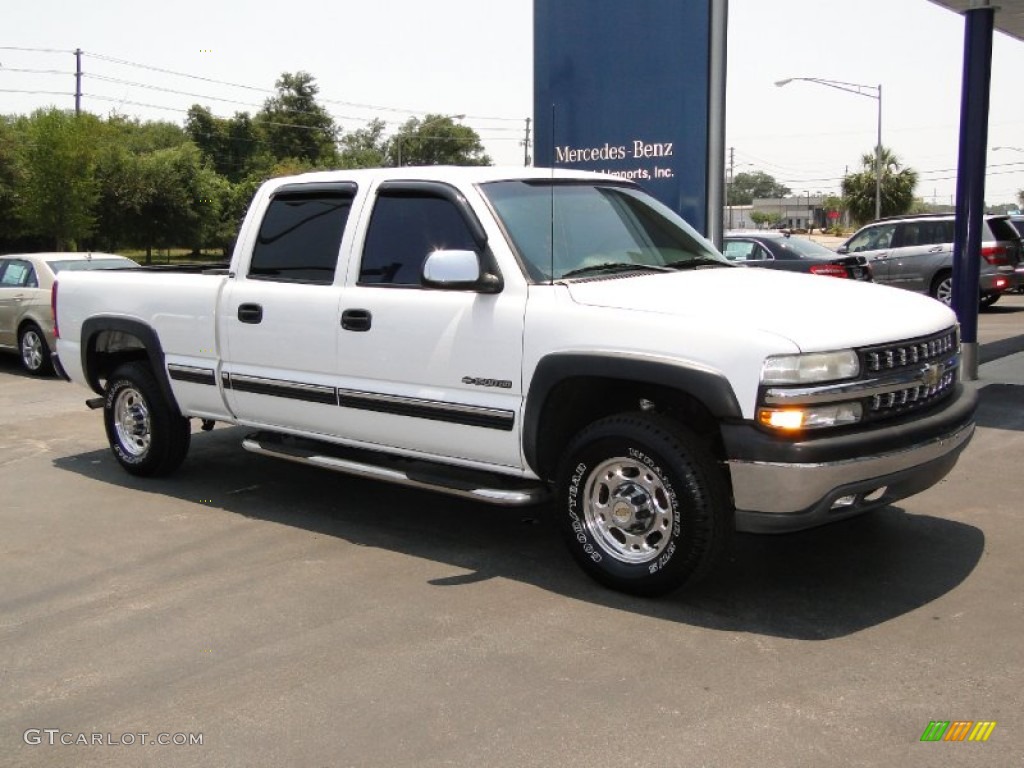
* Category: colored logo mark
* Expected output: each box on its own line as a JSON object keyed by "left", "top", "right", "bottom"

{"left": 920, "top": 720, "right": 996, "bottom": 742}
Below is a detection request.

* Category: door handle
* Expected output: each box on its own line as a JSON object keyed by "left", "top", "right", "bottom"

{"left": 237, "top": 303, "right": 263, "bottom": 324}
{"left": 341, "top": 308, "right": 372, "bottom": 332}
{"left": 928, "top": 246, "right": 943, "bottom": 253}
{"left": 872, "top": 252, "right": 889, "bottom": 260}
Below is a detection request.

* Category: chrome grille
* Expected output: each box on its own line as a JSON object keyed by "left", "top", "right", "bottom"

{"left": 866, "top": 370, "right": 956, "bottom": 419}
{"left": 862, "top": 328, "right": 957, "bottom": 374}
{"left": 860, "top": 327, "right": 959, "bottom": 421}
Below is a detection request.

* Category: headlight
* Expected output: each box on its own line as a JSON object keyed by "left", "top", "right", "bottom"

{"left": 758, "top": 402, "right": 864, "bottom": 431}
{"left": 761, "top": 350, "right": 860, "bottom": 385}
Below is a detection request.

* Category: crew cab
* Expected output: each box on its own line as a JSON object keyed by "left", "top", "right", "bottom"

{"left": 53, "top": 167, "right": 976, "bottom": 595}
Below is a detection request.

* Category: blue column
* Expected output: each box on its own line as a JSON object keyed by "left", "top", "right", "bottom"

{"left": 951, "top": 4, "right": 995, "bottom": 381}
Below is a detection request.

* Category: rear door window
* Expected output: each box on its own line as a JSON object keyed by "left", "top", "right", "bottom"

{"left": 249, "top": 188, "right": 355, "bottom": 285}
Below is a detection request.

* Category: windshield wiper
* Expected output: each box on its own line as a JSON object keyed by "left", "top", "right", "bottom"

{"left": 662, "top": 257, "right": 729, "bottom": 270}
{"left": 560, "top": 262, "right": 673, "bottom": 278}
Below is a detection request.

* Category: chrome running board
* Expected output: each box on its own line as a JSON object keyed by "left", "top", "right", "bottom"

{"left": 241, "top": 431, "right": 548, "bottom": 507}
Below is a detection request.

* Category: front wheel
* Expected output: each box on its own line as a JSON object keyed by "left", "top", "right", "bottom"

{"left": 103, "top": 362, "right": 191, "bottom": 477}
{"left": 931, "top": 272, "right": 953, "bottom": 306}
{"left": 556, "top": 413, "right": 731, "bottom": 596}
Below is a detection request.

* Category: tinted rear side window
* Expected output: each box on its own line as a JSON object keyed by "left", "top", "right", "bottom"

{"left": 897, "top": 220, "right": 949, "bottom": 247}
{"left": 250, "top": 191, "right": 354, "bottom": 284}
{"left": 359, "top": 194, "right": 478, "bottom": 286}
{"left": 986, "top": 218, "right": 1018, "bottom": 242}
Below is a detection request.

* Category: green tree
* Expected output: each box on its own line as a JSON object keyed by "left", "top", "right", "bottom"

{"left": 728, "top": 170, "right": 790, "bottom": 205}
{"left": 749, "top": 211, "right": 775, "bottom": 229}
{"left": 186, "top": 106, "right": 262, "bottom": 182}
{"left": 20, "top": 108, "right": 102, "bottom": 249}
{"left": 0, "top": 117, "right": 26, "bottom": 246}
{"left": 387, "top": 114, "right": 491, "bottom": 167}
{"left": 339, "top": 118, "right": 388, "bottom": 168}
{"left": 841, "top": 146, "right": 918, "bottom": 225}
{"left": 94, "top": 142, "right": 219, "bottom": 261}
{"left": 255, "top": 72, "right": 338, "bottom": 166}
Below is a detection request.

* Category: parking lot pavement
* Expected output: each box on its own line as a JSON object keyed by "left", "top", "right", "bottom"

{"left": 2, "top": 317, "right": 1022, "bottom": 767}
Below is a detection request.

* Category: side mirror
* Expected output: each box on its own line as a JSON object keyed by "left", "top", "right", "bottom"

{"left": 421, "top": 250, "right": 501, "bottom": 293}
{"left": 836, "top": 245, "right": 849, "bottom": 254}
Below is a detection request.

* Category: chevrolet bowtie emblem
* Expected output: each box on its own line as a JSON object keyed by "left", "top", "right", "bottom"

{"left": 921, "top": 363, "right": 943, "bottom": 388}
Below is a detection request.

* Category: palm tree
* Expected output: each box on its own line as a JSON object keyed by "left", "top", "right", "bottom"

{"left": 841, "top": 146, "right": 918, "bottom": 224}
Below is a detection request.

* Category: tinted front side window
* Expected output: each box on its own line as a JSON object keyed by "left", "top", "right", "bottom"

{"left": 250, "top": 192, "right": 353, "bottom": 284}
{"left": 359, "top": 194, "right": 477, "bottom": 286}
{"left": 847, "top": 224, "right": 896, "bottom": 252}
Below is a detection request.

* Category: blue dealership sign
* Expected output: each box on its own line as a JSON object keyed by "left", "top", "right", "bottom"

{"left": 534, "top": 0, "right": 720, "bottom": 235}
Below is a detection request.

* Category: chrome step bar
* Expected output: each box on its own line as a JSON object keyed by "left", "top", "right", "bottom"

{"left": 241, "top": 431, "right": 548, "bottom": 507}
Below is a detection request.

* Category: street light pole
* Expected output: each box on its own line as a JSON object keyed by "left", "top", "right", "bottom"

{"left": 776, "top": 77, "right": 883, "bottom": 221}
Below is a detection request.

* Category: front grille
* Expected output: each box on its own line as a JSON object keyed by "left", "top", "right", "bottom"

{"left": 861, "top": 327, "right": 957, "bottom": 374}
{"left": 866, "top": 369, "right": 957, "bottom": 419}
{"left": 859, "top": 326, "right": 959, "bottom": 422}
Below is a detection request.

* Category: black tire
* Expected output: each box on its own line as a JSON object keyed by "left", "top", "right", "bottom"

{"left": 556, "top": 412, "right": 731, "bottom": 596}
{"left": 19, "top": 323, "right": 53, "bottom": 376}
{"left": 979, "top": 293, "right": 1000, "bottom": 310}
{"left": 103, "top": 361, "right": 191, "bottom": 477}
{"left": 930, "top": 271, "right": 952, "bottom": 306}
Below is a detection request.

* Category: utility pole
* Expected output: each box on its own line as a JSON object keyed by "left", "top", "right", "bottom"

{"left": 727, "top": 146, "right": 734, "bottom": 229}
{"left": 74, "top": 48, "right": 82, "bottom": 115}
{"left": 522, "top": 117, "right": 532, "bottom": 166}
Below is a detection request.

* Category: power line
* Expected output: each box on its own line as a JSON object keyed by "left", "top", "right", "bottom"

{"left": 82, "top": 50, "right": 522, "bottom": 123}
{"left": 0, "top": 66, "right": 71, "bottom": 76}
{"left": 0, "top": 45, "right": 73, "bottom": 54}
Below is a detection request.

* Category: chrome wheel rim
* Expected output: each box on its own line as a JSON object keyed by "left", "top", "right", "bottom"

{"left": 113, "top": 386, "right": 151, "bottom": 457}
{"left": 582, "top": 457, "right": 674, "bottom": 564}
{"left": 936, "top": 278, "right": 953, "bottom": 305}
{"left": 21, "top": 330, "right": 44, "bottom": 371}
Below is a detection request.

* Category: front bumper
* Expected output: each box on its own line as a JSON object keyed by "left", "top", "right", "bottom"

{"left": 723, "top": 384, "right": 977, "bottom": 533}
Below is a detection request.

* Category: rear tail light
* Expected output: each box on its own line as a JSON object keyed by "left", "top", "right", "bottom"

{"left": 994, "top": 277, "right": 1009, "bottom": 290}
{"left": 51, "top": 280, "right": 59, "bottom": 339}
{"left": 809, "top": 264, "right": 848, "bottom": 278}
{"left": 981, "top": 246, "right": 1009, "bottom": 265}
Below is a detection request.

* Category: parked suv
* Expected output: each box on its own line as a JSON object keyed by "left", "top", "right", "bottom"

{"left": 1005, "top": 215, "right": 1024, "bottom": 293}
{"left": 837, "top": 213, "right": 1019, "bottom": 308}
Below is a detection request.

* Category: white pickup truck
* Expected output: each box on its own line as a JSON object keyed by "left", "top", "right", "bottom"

{"left": 53, "top": 166, "right": 976, "bottom": 595}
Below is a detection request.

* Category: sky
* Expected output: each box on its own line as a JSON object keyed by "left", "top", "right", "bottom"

{"left": 4, "top": 0, "right": 1024, "bottom": 204}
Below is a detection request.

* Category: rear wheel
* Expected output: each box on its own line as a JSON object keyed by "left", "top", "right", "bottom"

{"left": 103, "top": 362, "right": 191, "bottom": 477}
{"left": 19, "top": 323, "right": 52, "bottom": 375}
{"left": 556, "top": 412, "right": 731, "bottom": 596}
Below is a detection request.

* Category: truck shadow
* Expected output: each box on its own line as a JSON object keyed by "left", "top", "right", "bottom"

{"left": 53, "top": 426, "right": 983, "bottom": 641}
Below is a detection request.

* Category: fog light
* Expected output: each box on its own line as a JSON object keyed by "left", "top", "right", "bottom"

{"left": 831, "top": 495, "right": 857, "bottom": 509}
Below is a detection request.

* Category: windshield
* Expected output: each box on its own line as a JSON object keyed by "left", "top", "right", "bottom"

{"left": 481, "top": 180, "right": 727, "bottom": 281}
{"left": 47, "top": 258, "right": 137, "bottom": 273}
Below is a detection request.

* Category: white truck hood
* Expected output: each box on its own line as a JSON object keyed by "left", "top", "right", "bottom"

{"left": 563, "top": 267, "right": 957, "bottom": 351}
